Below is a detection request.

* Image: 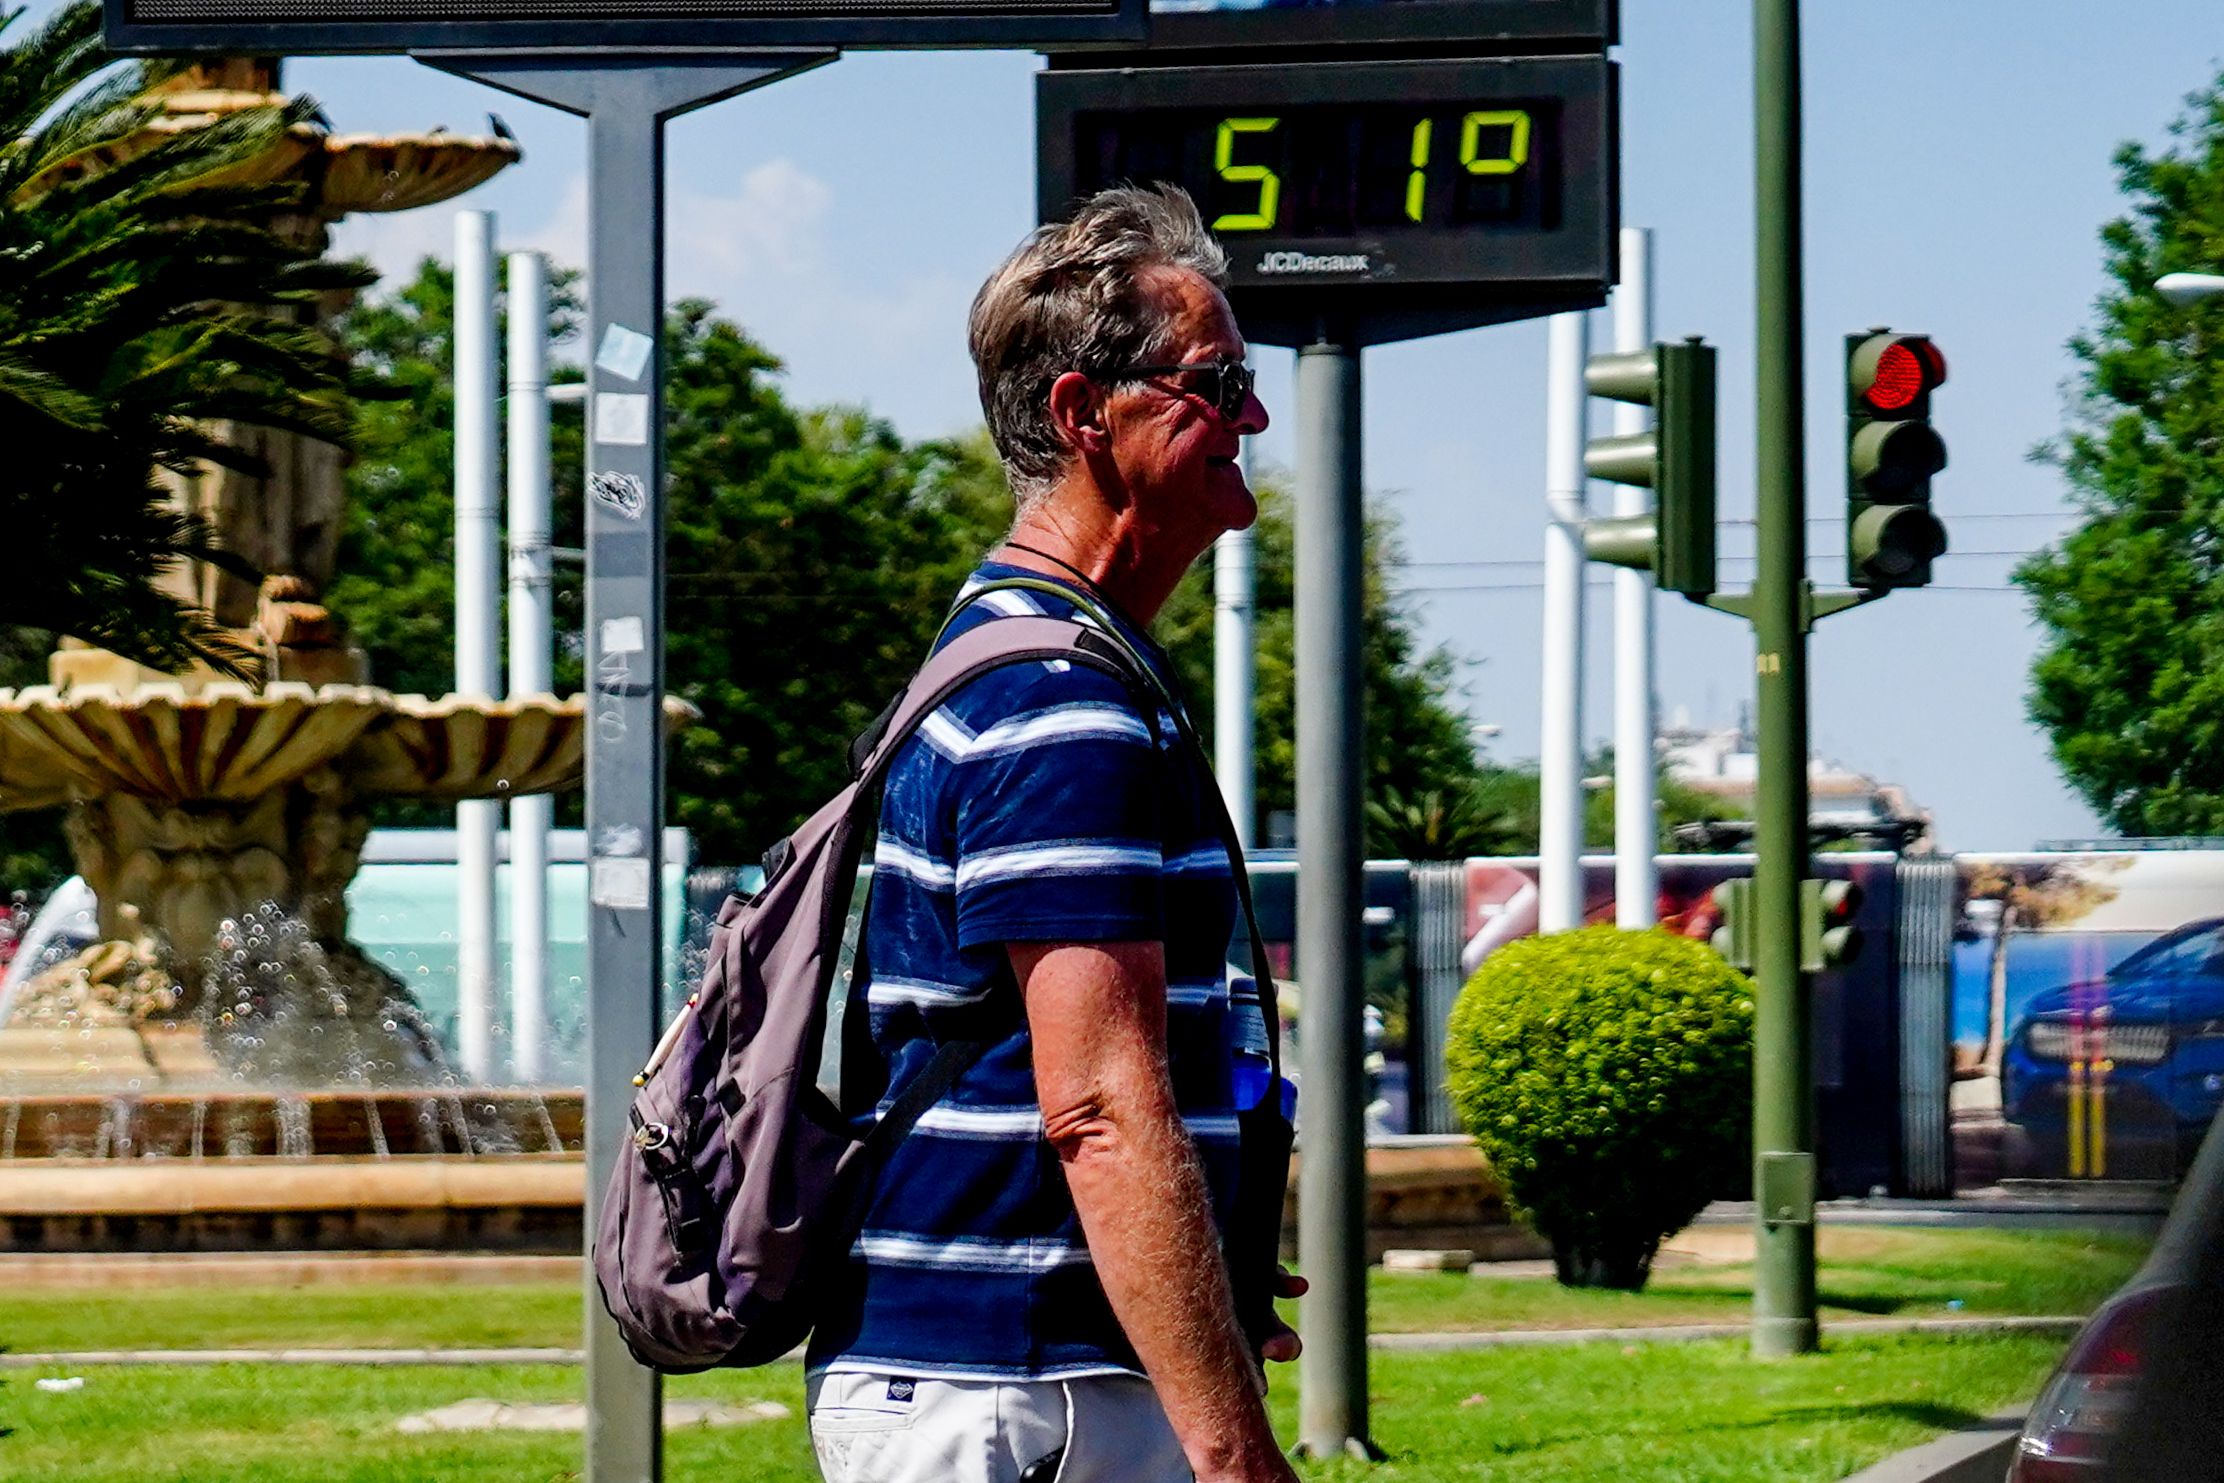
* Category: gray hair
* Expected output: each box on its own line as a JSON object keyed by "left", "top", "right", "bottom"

{"left": 968, "top": 184, "right": 1230, "bottom": 511}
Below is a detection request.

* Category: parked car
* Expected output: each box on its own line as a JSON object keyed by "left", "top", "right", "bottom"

{"left": 2002, "top": 916, "right": 2224, "bottom": 1180}
{"left": 2009, "top": 1101, "right": 2224, "bottom": 1479}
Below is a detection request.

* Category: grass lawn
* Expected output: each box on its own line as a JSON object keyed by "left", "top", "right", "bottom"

{"left": 0, "top": 1226, "right": 2147, "bottom": 1355}
{"left": 0, "top": 1331, "right": 2070, "bottom": 1482}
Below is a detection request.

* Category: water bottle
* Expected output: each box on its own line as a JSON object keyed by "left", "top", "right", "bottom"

{"left": 1226, "top": 973, "right": 1273, "bottom": 1111}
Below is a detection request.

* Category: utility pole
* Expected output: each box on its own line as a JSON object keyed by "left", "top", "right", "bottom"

{"left": 507, "top": 249, "right": 554, "bottom": 1083}
{"left": 453, "top": 209, "right": 501, "bottom": 1085}
{"left": 1214, "top": 487, "right": 1256, "bottom": 847}
{"left": 427, "top": 54, "right": 834, "bottom": 1482}
{"left": 1611, "top": 228, "right": 1657, "bottom": 929}
{"left": 1749, "top": 0, "right": 1819, "bottom": 1358}
{"left": 1539, "top": 310, "right": 1589, "bottom": 933}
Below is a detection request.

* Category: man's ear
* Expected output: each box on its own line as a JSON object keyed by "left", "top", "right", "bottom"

{"left": 1046, "top": 370, "right": 1110, "bottom": 456}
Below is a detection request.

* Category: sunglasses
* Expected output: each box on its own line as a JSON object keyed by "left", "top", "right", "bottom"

{"left": 1101, "top": 358, "right": 1256, "bottom": 422}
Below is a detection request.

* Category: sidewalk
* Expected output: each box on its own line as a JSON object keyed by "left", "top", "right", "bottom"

{"left": 0, "top": 1312, "right": 2087, "bottom": 1368}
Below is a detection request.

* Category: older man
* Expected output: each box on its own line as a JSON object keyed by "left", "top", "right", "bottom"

{"left": 802, "top": 185, "right": 1300, "bottom": 1483}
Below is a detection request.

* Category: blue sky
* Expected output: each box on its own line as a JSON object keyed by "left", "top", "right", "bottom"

{"left": 91, "top": 2, "right": 2224, "bottom": 848}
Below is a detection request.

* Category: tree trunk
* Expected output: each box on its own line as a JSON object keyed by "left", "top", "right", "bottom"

{"left": 1550, "top": 1233, "right": 1659, "bottom": 1291}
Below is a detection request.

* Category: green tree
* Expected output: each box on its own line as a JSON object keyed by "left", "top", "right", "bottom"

{"left": 336, "top": 265, "right": 1008, "bottom": 860}
{"left": 2018, "top": 77, "right": 2224, "bottom": 835}
{"left": 1158, "top": 486, "right": 1493, "bottom": 851}
{"left": 0, "top": 626, "right": 66, "bottom": 894}
{"left": 334, "top": 264, "right": 1497, "bottom": 863}
{"left": 0, "top": 2, "right": 369, "bottom": 674}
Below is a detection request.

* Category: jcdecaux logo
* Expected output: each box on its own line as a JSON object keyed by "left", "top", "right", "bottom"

{"left": 1255, "top": 250, "right": 1374, "bottom": 276}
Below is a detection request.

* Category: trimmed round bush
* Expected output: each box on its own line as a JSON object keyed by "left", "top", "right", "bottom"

{"left": 1446, "top": 925, "right": 1754, "bottom": 1289}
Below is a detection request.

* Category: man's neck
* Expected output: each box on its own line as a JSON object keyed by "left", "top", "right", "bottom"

{"left": 1001, "top": 492, "right": 1196, "bottom": 627}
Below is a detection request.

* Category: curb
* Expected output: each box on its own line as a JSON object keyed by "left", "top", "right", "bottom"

{"left": 1837, "top": 1408, "right": 2025, "bottom": 1483}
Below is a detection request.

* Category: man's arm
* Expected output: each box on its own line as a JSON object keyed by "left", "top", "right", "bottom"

{"left": 1013, "top": 938, "right": 1297, "bottom": 1483}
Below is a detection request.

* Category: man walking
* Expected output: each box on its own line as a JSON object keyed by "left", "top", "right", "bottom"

{"left": 804, "top": 185, "right": 1301, "bottom": 1483}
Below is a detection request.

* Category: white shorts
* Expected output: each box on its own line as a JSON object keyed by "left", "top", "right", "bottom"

{"left": 806, "top": 1370, "right": 1192, "bottom": 1483}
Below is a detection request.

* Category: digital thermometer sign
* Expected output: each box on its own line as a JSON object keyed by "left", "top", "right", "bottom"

{"left": 1083, "top": 104, "right": 1552, "bottom": 240}
{"left": 1037, "top": 56, "right": 1616, "bottom": 346}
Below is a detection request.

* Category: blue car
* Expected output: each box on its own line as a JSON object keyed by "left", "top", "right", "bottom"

{"left": 2002, "top": 916, "right": 2224, "bottom": 1181}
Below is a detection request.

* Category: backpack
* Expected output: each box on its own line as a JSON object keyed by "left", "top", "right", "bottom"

{"left": 591, "top": 588, "right": 1290, "bottom": 1374}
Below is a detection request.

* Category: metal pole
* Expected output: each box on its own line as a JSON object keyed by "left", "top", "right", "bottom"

{"left": 1612, "top": 229, "right": 1658, "bottom": 929}
{"left": 1539, "top": 311, "right": 1589, "bottom": 934}
{"left": 1294, "top": 335, "right": 1375, "bottom": 1462}
{"left": 507, "top": 249, "right": 554, "bottom": 1084}
{"left": 1752, "top": 0, "right": 1819, "bottom": 1358}
{"left": 419, "top": 52, "right": 834, "bottom": 1482}
{"left": 1214, "top": 522, "right": 1256, "bottom": 851}
{"left": 454, "top": 208, "right": 502, "bottom": 1085}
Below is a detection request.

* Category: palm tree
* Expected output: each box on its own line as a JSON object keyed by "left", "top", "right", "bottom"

{"left": 0, "top": 1, "right": 371, "bottom": 676}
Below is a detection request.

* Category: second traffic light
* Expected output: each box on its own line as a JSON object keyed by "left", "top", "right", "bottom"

{"left": 1801, "top": 878, "right": 1863, "bottom": 972}
{"left": 1581, "top": 337, "right": 1717, "bottom": 599}
{"left": 1846, "top": 330, "right": 1950, "bottom": 590}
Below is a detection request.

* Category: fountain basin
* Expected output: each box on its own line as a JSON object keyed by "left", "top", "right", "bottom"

{"left": 0, "top": 1086, "right": 583, "bottom": 1160}
{"left": 0, "top": 1155, "right": 583, "bottom": 1254}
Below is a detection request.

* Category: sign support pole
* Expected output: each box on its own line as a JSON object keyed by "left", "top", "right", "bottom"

{"left": 422, "top": 52, "right": 834, "bottom": 1482}
{"left": 1294, "top": 332, "right": 1380, "bottom": 1463}
{"left": 1749, "top": 0, "right": 1819, "bottom": 1358}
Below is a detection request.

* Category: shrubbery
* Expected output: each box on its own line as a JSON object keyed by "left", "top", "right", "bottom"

{"left": 1446, "top": 925, "right": 1754, "bottom": 1289}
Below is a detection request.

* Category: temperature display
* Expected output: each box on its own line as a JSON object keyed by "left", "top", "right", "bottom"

{"left": 1075, "top": 104, "right": 1558, "bottom": 239}
{"left": 1038, "top": 54, "right": 1615, "bottom": 341}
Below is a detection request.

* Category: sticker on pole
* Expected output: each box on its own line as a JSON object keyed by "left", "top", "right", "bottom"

{"left": 591, "top": 856, "right": 652, "bottom": 911}
{"left": 594, "top": 393, "right": 650, "bottom": 447}
{"left": 595, "top": 324, "right": 654, "bottom": 383}
{"left": 600, "top": 616, "right": 646, "bottom": 655}
{"left": 588, "top": 470, "right": 645, "bottom": 519}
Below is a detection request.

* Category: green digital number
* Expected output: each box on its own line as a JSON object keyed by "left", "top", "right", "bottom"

{"left": 1461, "top": 109, "right": 1533, "bottom": 176}
{"left": 1407, "top": 117, "right": 1434, "bottom": 223}
{"left": 1212, "top": 117, "right": 1281, "bottom": 232}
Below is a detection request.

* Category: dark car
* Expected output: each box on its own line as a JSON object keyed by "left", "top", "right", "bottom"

{"left": 2009, "top": 1101, "right": 2224, "bottom": 1479}
{"left": 2002, "top": 916, "right": 2224, "bottom": 1181}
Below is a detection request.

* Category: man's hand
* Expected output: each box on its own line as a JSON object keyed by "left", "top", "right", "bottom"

{"left": 1259, "top": 1266, "right": 1307, "bottom": 1366}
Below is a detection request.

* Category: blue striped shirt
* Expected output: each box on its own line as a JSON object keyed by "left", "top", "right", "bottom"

{"left": 806, "top": 563, "right": 1243, "bottom": 1381}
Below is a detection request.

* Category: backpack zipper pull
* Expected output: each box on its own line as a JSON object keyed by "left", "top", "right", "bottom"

{"left": 634, "top": 994, "right": 699, "bottom": 1086}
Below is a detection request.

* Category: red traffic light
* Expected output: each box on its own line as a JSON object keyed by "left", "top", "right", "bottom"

{"left": 1854, "top": 335, "right": 1947, "bottom": 413}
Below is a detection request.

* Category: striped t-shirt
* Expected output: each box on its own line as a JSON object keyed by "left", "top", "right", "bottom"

{"left": 805, "top": 562, "right": 1244, "bottom": 1382}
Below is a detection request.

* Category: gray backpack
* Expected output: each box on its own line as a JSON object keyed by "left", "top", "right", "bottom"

{"left": 591, "top": 600, "right": 1289, "bottom": 1374}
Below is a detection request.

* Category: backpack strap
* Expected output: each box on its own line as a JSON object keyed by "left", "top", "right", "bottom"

{"left": 828, "top": 615, "right": 1152, "bottom": 1139}
{"left": 943, "top": 576, "right": 1285, "bottom": 1085}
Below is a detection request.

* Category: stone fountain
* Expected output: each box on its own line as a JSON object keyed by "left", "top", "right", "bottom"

{"left": 0, "top": 63, "right": 654, "bottom": 1100}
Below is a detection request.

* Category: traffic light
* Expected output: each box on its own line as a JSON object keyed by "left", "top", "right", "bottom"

{"left": 1581, "top": 337, "right": 1718, "bottom": 599}
{"left": 1801, "top": 878, "right": 1863, "bottom": 972}
{"left": 1710, "top": 878, "right": 1754, "bottom": 972}
{"left": 1845, "top": 331, "right": 1949, "bottom": 589}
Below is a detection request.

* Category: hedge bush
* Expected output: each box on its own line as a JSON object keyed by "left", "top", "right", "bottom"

{"left": 1445, "top": 925, "right": 1754, "bottom": 1289}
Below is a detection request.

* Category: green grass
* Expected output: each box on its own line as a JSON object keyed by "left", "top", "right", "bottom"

{"left": 0, "top": 1226, "right": 2146, "bottom": 1356}
{"left": 0, "top": 1332, "right": 2069, "bottom": 1482}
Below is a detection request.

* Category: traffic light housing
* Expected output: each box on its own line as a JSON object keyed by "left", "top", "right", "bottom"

{"left": 1801, "top": 878, "right": 1863, "bottom": 972}
{"left": 1845, "top": 331, "right": 1949, "bottom": 589}
{"left": 1710, "top": 877, "right": 1754, "bottom": 972}
{"left": 1581, "top": 337, "right": 1718, "bottom": 599}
